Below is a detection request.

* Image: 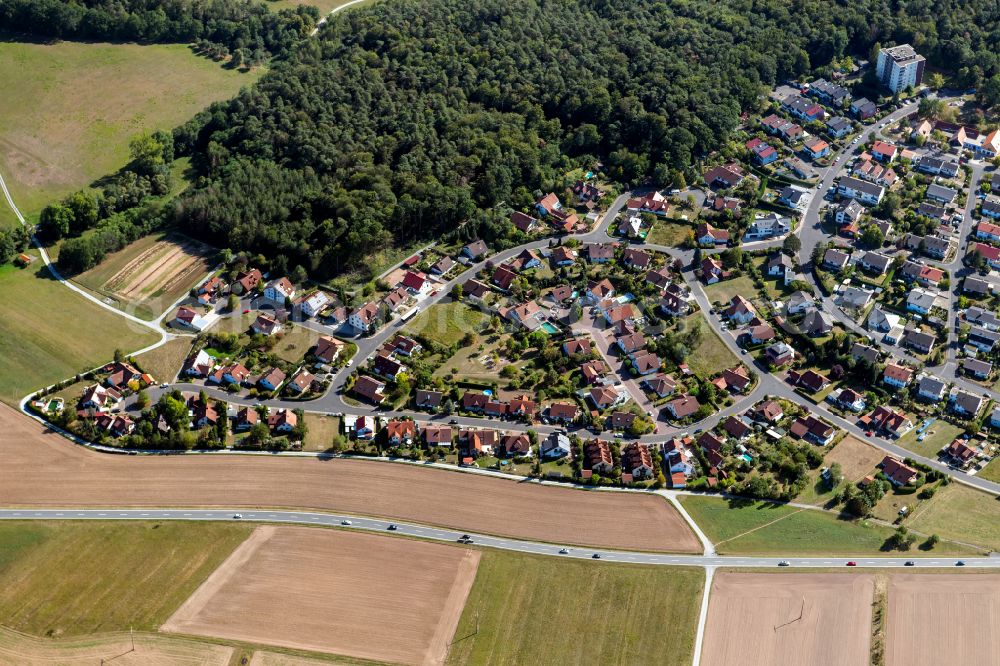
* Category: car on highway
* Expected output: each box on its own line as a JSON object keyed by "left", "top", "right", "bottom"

{"left": 449, "top": 419, "right": 458, "bottom": 425}
{"left": 387, "top": 523, "right": 397, "bottom": 531}
{"left": 232, "top": 513, "right": 242, "bottom": 519}
{"left": 341, "top": 519, "right": 352, "bottom": 526}
{"left": 592, "top": 553, "right": 601, "bottom": 559}
{"left": 905, "top": 560, "right": 915, "bottom": 566}
{"left": 458, "top": 534, "right": 472, "bottom": 543}
{"left": 846, "top": 561, "right": 857, "bottom": 566}
{"left": 956, "top": 560, "right": 966, "bottom": 566}
{"left": 778, "top": 560, "right": 790, "bottom": 566}
{"left": 559, "top": 548, "right": 569, "bottom": 554}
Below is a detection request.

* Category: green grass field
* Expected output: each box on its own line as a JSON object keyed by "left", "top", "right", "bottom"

{"left": 133, "top": 338, "right": 193, "bottom": 384}
{"left": 0, "top": 521, "right": 251, "bottom": 637}
{"left": 0, "top": 39, "right": 259, "bottom": 223}
{"left": 976, "top": 457, "right": 1000, "bottom": 483}
{"left": 404, "top": 301, "right": 489, "bottom": 346}
{"left": 646, "top": 220, "right": 693, "bottom": 247}
{"left": 447, "top": 551, "right": 703, "bottom": 665}
{"left": 703, "top": 275, "right": 758, "bottom": 307}
{"left": 898, "top": 420, "right": 963, "bottom": 459}
{"left": 0, "top": 259, "right": 160, "bottom": 406}
{"left": 682, "top": 313, "right": 740, "bottom": 378}
{"left": 908, "top": 483, "right": 1000, "bottom": 552}
{"left": 266, "top": 0, "right": 367, "bottom": 14}
{"left": 678, "top": 495, "right": 973, "bottom": 556}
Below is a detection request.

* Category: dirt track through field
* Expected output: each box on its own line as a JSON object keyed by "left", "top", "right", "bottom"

{"left": 886, "top": 574, "right": 1000, "bottom": 666}
{"left": 0, "top": 626, "right": 232, "bottom": 665}
{"left": 163, "top": 526, "right": 479, "bottom": 665}
{"left": 0, "top": 404, "right": 700, "bottom": 552}
{"left": 700, "top": 573, "right": 873, "bottom": 666}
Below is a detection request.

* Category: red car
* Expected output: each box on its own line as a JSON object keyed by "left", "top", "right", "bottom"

{"left": 865, "top": 431, "right": 873, "bottom": 437}
{"left": 846, "top": 561, "right": 857, "bottom": 567}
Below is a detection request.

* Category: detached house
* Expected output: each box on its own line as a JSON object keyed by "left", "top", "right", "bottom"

{"left": 949, "top": 388, "right": 985, "bottom": 418}
{"left": 264, "top": 277, "right": 295, "bottom": 303}
{"left": 880, "top": 456, "right": 918, "bottom": 487}
{"left": 883, "top": 363, "right": 913, "bottom": 388}
{"left": 863, "top": 406, "right": 913, "bottom": 438}
{"left": 696, "top": 223, "right": 729, "bottom": 246}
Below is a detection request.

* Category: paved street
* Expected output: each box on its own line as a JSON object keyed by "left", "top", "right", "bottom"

{"left": 3, "top": 508, "right": 997, "bottom": 568}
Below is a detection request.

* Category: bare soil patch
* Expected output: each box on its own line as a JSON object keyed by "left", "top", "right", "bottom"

{"left": 0, "top": 626, "right": 232, "bottom": 666}
{"left": 164, "top": 526, "right": 479, "bottom": 665}
{"left": 886, "top": 574, "right": 1000, "bottom": 666}
{"left": 0, "top": 404, "right": 700, "bottom": 552}
{"left": 700, "top": 572, "right": 873, "bottom": 666}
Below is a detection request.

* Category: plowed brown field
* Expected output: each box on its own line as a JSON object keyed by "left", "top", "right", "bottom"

{"left": 0, "top": 404, "right": 700, "bottom": 552}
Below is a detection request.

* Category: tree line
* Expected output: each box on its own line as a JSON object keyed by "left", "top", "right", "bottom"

{"left": 0, "top": 0, "right": 317, "bottom": 61}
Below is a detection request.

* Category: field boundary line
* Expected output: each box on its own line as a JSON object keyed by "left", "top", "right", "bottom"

{"left": 714, "top": 508, "right": 806, "bottom": 548}
{"left": 691, "top": 566, "right": 714, "bottom": 666}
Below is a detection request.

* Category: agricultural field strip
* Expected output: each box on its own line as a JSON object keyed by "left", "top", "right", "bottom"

{"left": 1, "top": 509, "right": 997, "bottom": 568}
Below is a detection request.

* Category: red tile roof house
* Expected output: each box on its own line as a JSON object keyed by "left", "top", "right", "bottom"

{"left": 880, "top": 456, "right": 918, "bottom": 486}
{"left": 402, "top": 270, "right": 431, "bottom": 294}
{"left": 790, "top": 368, "right": 830, "bottom": 393}
{"left": 268, "top": 408, "right": 297, "bottom": 433}
{"left": 424, "top": 425, "right": 454, "bottom": 447}
{"left": 353, "top": 415, "right": 376, "bottom": 440}
{"left": 234, "top": 407, "right": 259, "bottom": 432}
{"left": 701, "top": 256, "right": 724, "bottom": 284}
{"left": 861, "top": 405, "right": 913, "bottom": 438}
{"left": 414, "top": 389, "right": 443, "bottom": 410}
{"left": 945, "top": 439, "right": 977, "bottom": 467}
{"left": 491, "top": 265, "right": 519, "bottom": 291}
{"left": 501, "top": 434, "right": 533, "bottom": 458}
{"left": 509, "top": 395, "right": 536, "bottom": 419}
{"left": 79, "top": 384, "right": 122, "bottom": 410}
{"left": 589, "top": 385, "right": 624, "bottom": 410}
{"left": 696, "top": 223, "right": 730, "bottom": 246}
{"left": 103, "top": 361, "right": 143, "bottom": 389}
{"left": 511, "top": 211, "right": 539, "bottom": 233}
{"left": 586, "top": 278, "right": 615, "bottom": 303}
{"left": 723, "top": 415, "right": 751, "bottom": 440}
{"left": 312, "top": 336, "right": 345, "bottom": 365}
{"left": 721, "top": 366, "right": 751, "bottom": 393}
{"left": 373, "top": 354, "right": 405, "bottom": 381}
{"left": 385, "top": 419, "right": 416, "bottom": 445}
{"left": 459, "top": 428, "right": 498, "bottom": 458}
{"left": 252, "top": 313, "right": 282, "bottom": 336}
{"left": 789, "top": 415, "right": 836, "bottom": 445}
{"left": 232, "top": 268, "right": 263, "bottom": 295}
{"left": 211, "top": 362, "right": 251, "bottom": 386}
{"left": 609, "top": 411, "right": 637, "bottom": 431}
{"left": 563, "top": 338, "right": 592, "bottom": 356}
{"left": 550, "top": 246, "right": 577, "bottom": 266}
{"left": 584, "top": 440, "right": 615, "bottom": 476}
{"left": 189, "top": 399, "right": 218, "bottom": 429}
{"left": 666, "top": 394, "right": 701, "bottom": 420}
{"left": 548, "top": 402, "right": 579, "bottom": 423}
{"left": 724, "top": 295, "right": 757, "bottom": 325}
{"left": 257, "top": 366, "right": 286, "bottom": 392}
{"left": 580, "top": 359, "right": 609, "bottom": 385}
{"left": 484, "top": 400, "right": 509, "bottom": 418}
{"left": 353, "top": 375, "right": 386, "bottom": 404}
{"left": 622, "top": 442, "right": 654, "bottom": 480}
{"left": 622, "top": 248, "right": 651, "bottom": 270}
{"left": 754, "top": 400, "right": 784, "bottom": 423}
{"left": 631, "top": 351, "right": 661, "bottom": 376}
{"left": 286, "top": 368, "right": 317, "bottom": 394}
{"left": 643, "top": 374, "right": 677, "bottom": 398}
{"left": 462, "top": 391, "right": 489, "bottom": 413}
{"left": 883, "top": 363, "right": 913, "bottom": 388}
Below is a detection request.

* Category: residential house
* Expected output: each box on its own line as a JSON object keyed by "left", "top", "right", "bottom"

{"left": 585, "top": 244, "right": 615, "bottom": 264}
{"left": 632, "top": 351, "right": 661, "bottom": 376}
{"left": 429, "top": 256, "right": 455, "bottom": 275}
{"left": 838, "top": 176, "right": 885, "bottom": 206}
{"left": 312, "top": 336, "right": 345, "bottom": 365}
{"left": 982, "top": 200, "right": 1000, "bottom": 220}
{"left": 871, "top": 140, "right": 898, "bottom": 163}
{"left": 463, "top": 279, "right": 491, "bottom": 303}
{"left": 802, "top": 136, "right": 830, "bottom": 160}
{"left": 541, "top": 432, "right": 571, "bottom": 459}
{"left": 748, "top": 322, "right": 776, "bottom": 345}
{"left": 264, "top": 277, "right": 295, "bottom": 303}
{"left": 584, "top": 440, "right": 615, "bottom": 475}
{"left": 964, "top": 276, "right": 992, "bottom": 297}
{"left": 666, "top": 394, "right": 701, "bottom": 420}
{"left": 860, "top": 251, "right": 892, "bottom": 275}
{"left": 548, "top": 402, "right": 579, "bottom": 424}
{"left": 754, "top": 399, "right": 784, "bottom": 424}
{"left": 852, "top": 343, "right": 881, "bottom": 365}
{"left": 724, "top": 295, "right": 757, "bottom": 324}
{"left": 588, "top": 385, "right": 624, "bottom": 410}
{"left": 880, "top": 456, "right": 919, "bottom": 486}
{"left": 463, "top": 239, "right": 489, "bottom": 260}
{"left": 232, "top": 269, "right": 262, "bottom": 295}
{"left": 851, "top": 97, "right": 877, "bottom": 120}
{"left": 965, "top": 358, "right": 993, "bottom": 380}
{"left": 704, "top": 163, "right": 746, "bottom": 189}
{"left": 916, "top": 154, "right": 959, "bottom": 177}
{"left": 414, "top": 389, "right": 443, "bottom": 410}
{"left": 838, "top": 285, "right": 874, "bottom": 311}
{"left": 824, "top": 248, "right": 851, "bottom": 272}
{"left": 966, "top": 307, "right": 1000, "bottom": 331}
{"left": 103, "top": 361, "right": 142, "bottom": 389}
{"left": 626, "top": 191, "right": 669, "bottom": 215}
{"left": 424, "top": 426, "right": 454, "bottom": 447}
{"left": 660, "top": 285, "right": 690, "bottom": 317}
{"left": 646, "top": 267, "right": 672, "bottom": 290}
{"left": 925, "top": 183, "right": 957, "bottom": 205}
{"left": 902, "top": 328, "right": 936, "bottom": 354}
{"left": 830, "top": 387, "right": 866, "bottom": 412}
{"left": 534, "top": 193, "right": 562, "bottom": 217}
{"left": 696, "top": 223, "right": 730, "bottom": 246}
{"left": 234, "top": 407, "right": 258, "bottom": 432}
{"left": 971, "top": 242, "right": 1000, "bottom": 270}
{"left": 883, "top": 363, "right": 914, "bottom": 388}
{"left": 352, "top": 415, "right": 375, "bottom": 440}
{"left": 563, "top": 338, "right": 593, "bottom": 357}
{"left": 491, "top": 265, "right": 519, "bottom": 291}
{"left": 586, "top": 278, "right": 615, "bottom": 303}
{"left": 906, "top": 288, "right": 943, "bottom": 315}
{"left": 944, "top": 439, "right": 978, "bottom": 468}
{"left": 296, "top": 291, "right": 331, "bottom": 318}
{"left": 790, "top": 415, "right": 836, "bottom": 445}
{"left": 622, "top": 443, "right": 654, "bottom": 480}
{"left": 701, "top": 256, "right": 724, "bottom": 284}
{"left": 372, "top": 354, "right": 405, "bottom": 381}
{"left": 622, "top": 248, "right": 651, "bottom": 270}
{"left": 781, "top": 94, "right": 825, "bottom": 121}
{"left": 786, "top": 290, "right": 815, "bottom": 315}
{"left": 174, "top": 306, "right": 209, "bottom": 331}
{"left": 353, "top": 375, "right": 386, "bottom": 404}
{"left": 969, "top": 326, "right": 1000, "bottom": 353}
{"left": 748, "top": 138, "right": 779, "bottom": 165}
{"left": 580, "top": 359, "right": 609, "bottom": 385}
{"left": 835, "top": 199, "right": 865, "bottom": 227}
{"left": 189, "top": 400, "right": 218, "bottom": 429}
{"left": 550, "top": 246, "right": 576, "bottom": 267}
{"left": 777, "top": 186, "right": 808, "bottom": 209}
{"left": 723, "top": 416, "right": 752, "bottom": 440}
{"left": 863, "top": 406, "right": 913, "bottom": 438}
{"left": 917, "top": 376, "right": 947, "bottom": 402}
{"left": 510, "top": 211, "right": 539, "bottom": 233}
{"left": 793, "top": 369, "right": 830, "bottom": 393}
{"left": 211, "top": 363, "right": 250, "bottom": 386}
{"left": 459, "top": 428, "right": 497, "bottom": 458}
{"left": 268, "top": 408, "right": 297, "bottom": 433}
{"left": 643, "top": 374, "right": 677, "bottom": 398}
{"left": 826, "top": 116, "right": 853, "bottom": 138}
{"left": 79, "top": 384, "right": 121, "bottom": 410}
{"left": 765, "top": 342, "right": 795, "bottom": 367}
{"left": 899, "top": 261, "right": 944, "bottom": 288}
{"left": 976, "top": 221, "right": 1000, "bottom": 242}
{"left": 182, "top": 349, "right": 214, "bottom": 377}
{"left": 809, "top": 78, "right": 852, "bottom": 106}
{"left": 257, "top": 367, "right": 286, "bottom": 392}
{"left": 722, "top": 366, "right": 751, "bottom": 393}
{"left": 349, "top": 302, "right": 381, "bottom": 332}
{"left": 801, "top": 308, "right": 833, "bottom": 337}
{"left": 744, "top": 213, "right": 791, "bottom": 241}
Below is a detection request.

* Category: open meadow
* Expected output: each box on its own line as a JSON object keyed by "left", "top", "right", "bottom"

{"left": 164, "top": 526, "right": 478, "bottom": 665}
{"left": 0, "top": 521, "right": 250, "bottom": 637}
{"left": 680, "top": 313, "right": 741, "bottom": 380}
{"left": 448, "top": 551, "right": 703, "bottom": 665}
{"left": 0, "top": 38, "right": 259, "bottom": 223}
{"left": 71, "top": 232, "right": 215, "bottom": 320}
{"left": 700, "top": 572, "right": 873, "bottom": 666}
{"left": 906, "top": 483, "right": 1000, "bottom": 552}
{"left": 0, "top": 626, "right": 234, "bottom": 666}
{"left": 796, "top": 436, "right": 886, "bottom": 506}
{"left": 404, "top": 300, "right": 489, "bottom": 346}
{"left": 0, "top": 403, "right": 701, "bottom": 552}
{"left": 133, "top": 338, "right": 193, "bottom": 384}
{"left": 0, "top": 259, "right": 159, "bottom": 406}
{"left": 886, "top": 574, "right": 1000, "bottom": 666}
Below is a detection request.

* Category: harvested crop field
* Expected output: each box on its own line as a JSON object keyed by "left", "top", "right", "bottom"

{"left": 164, "top": 526, "right": 479, "bottom": 665}
{"left": 0, "top": 626, "right": 233, "bottom": 666}
{"left": 700, "top": 573, "right": 873, "bottom": 666}
{"left": 886, "top": 574, "right": 1000, "bottom": 666}
{"left": 0, "top": 404, "right": 700, "bottom": 552}
{"left": 72, "top": 232, "right": 214, "bottom": 320}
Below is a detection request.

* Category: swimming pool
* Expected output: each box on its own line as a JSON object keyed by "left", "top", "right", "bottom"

{"left": 541, "top": 322, "right": 559, "bottom": 334}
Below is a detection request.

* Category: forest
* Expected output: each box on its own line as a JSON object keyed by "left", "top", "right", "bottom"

{"left": 24, "top": 0, "right": 1000, "bottom": 279}
{"left": 0, "top": 0, "right": 317, "bottom": 61}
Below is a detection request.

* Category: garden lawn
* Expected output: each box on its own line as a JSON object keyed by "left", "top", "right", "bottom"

{"left": 907, "top": 483, "right": 1000, "bottom": 553}
{"left": 678, "top": 495, "right": 971, "bottom": 556}
{"left": 0, "top": 259, "right": 159, "bottom": 406}
{"left": 447, "top": 550, "right": 703, "bottom": 665}
{"left": 898, "top": 420, "right": 964, "bottom": 460}
{"left": 301, "top": 413, "right": 342, "bottom": 452}
{"left": 273, "top": 323, "right": 323, "bottom": 363}
{"left": 703, "top": 275, "right": 758, "bottom": 307}
{"left": 404, "top": 301, "right": 489, "bottom": 347}
{"left": 682, "top": 313, "right": 740, "bottom": 378}
{"left": 133, "top": 338, "right": 193, "bottom": 385}
{"left": 0, "top": 521, "right": 251, "bottom": 636}
{"left": 646, "top": 220, "right": 692, "bottom": 247}
{"left": 976, "top": 457, "right": 1000, "bottom": 484}
{"left": 796, "top": 436, "right": 885, "bottom": 506}
{"left": 0, "top": 38, "right": 259, "bottom": 221}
